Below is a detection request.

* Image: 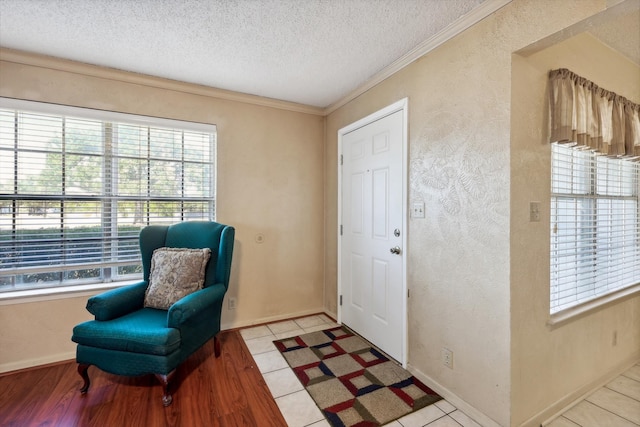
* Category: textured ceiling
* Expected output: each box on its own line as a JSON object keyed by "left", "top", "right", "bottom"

{"left": 0, "top": 0, "right": 488, "bottom": 108}
{"left": 588, "top": 6, "right": 640, "bottom": 67}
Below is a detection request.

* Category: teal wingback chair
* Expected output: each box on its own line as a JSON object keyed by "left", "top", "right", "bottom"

{"left": 71, "top": 221, "right": 235, "bottom": 406}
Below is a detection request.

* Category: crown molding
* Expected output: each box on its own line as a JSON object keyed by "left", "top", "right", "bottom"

{"left": 323, "top": 0, "right": 513, "bottom": 115}
{"left": 0, "top": 47, "right": 325, "bottom": 116}
{"left": 1, "top": 0, "right": 511, "bottom": 118}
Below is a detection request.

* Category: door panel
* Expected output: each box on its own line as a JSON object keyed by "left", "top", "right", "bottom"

{"left": 350, "top": 253, "right": 364, "bottom": 310}
{"left": 372, "top": 257, "right": 389, "bottom": 322}
{"left": 351, "top": 173, "right": 364, "bottom": 235}
{"left": 372, "top": 168, "right": 389, "bottom": 239}
{"left": 340, "top": 108, "right": 404, "bottom": 362}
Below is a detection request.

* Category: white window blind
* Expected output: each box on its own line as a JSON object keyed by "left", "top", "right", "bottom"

{"left": 550, "top": 143, "right": 640, "bottom": 313}
{"left": 0, "top": 98, "right": 216, "bottom": 292}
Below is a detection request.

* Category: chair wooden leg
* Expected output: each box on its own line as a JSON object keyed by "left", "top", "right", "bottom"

{"left": 77, "top": 364, "right": 91, "bottom": 394}
{"left": 214, "top": 334, "right": 221, "bottom": 358}
{"left": 155, "top": 370, "right": 176, "bottom": 406}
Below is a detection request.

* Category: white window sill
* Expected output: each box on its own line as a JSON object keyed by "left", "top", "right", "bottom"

{"left": 0, "top": 280, "right": 142, "bottom": 306}
{"left": 547, "top": 283, "right": 640, "bottom": 329}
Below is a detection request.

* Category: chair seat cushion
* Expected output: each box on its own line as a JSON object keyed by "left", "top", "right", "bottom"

{"left": 72, "top": 308, "right": 181, "bottom": 356}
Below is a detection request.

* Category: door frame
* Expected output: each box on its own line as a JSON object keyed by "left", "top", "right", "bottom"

{"left": 337, "top": 98, "right": 408, "bottom": 367}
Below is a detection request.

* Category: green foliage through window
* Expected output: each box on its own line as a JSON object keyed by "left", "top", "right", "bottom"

{"left": 0, "top": 100, "right": 216, "bottom": 292}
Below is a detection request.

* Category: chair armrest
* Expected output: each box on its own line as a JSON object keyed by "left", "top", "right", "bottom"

{"left": 86, "top": 281, "right": 148, "bottom": 321}
{"left": 167, "top": 284, "right": 226, "bottom": 328}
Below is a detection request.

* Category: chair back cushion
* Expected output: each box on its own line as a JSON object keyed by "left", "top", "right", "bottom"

{"left": 144, "top": 247, "right": 211, "bottom": 309}
{"left": 139, "top": 221, "right": 235, "bottom": 290}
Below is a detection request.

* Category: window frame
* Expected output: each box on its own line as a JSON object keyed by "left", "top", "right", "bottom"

{"left": 0, "top": 98, "right": 217, "bottom": 295}
{"left": 550, "top": 142, "right": 640, "bottom": 320}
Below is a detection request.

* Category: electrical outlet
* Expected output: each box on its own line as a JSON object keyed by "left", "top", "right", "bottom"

{"left": 228, "top": 297, "right": 237, "bottom": 310}
{"left": 612, "top": 330, "right": 617, "bottom": 346}
{"left": 442, "top": 348, "right": 453, "bottom": 369}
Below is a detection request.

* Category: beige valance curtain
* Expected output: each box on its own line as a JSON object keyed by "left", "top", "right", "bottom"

{"left": 549, "top": 68, "right": 640, "bottom": 158}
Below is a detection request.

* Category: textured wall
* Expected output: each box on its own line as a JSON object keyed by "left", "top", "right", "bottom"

{"left": 0, "top": 55, "right": 325, "bottom": 372}
{"left": 1, "top": 1, "right": 636, "bottom": 425}
{"left": 324, "top": 1, "right": 616, "bottom": 425}
{"left": 511, "top": 29, "right": 640, "bottom": 426}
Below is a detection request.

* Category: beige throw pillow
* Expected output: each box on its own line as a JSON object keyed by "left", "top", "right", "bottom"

{"left": 144, "top": 247, "right": 212, "bottom": 310}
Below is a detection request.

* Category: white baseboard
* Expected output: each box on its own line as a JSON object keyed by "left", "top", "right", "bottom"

{"left": 221, "top": 307, "right": 329, "bottom": 331}
{"left": 538, "top": 352, "right": 640, "bottom": 427}
{"left": 0, "top": 351, "right": 76, "bottom": 374}
{"left": 407, "top": 363, "right": 502, "bottom": 427}
{"left": 408, "top": 354, "right": 640, "bottom": 427}
{"left": 324, "top": 309, "right": 337, "bottom": 321}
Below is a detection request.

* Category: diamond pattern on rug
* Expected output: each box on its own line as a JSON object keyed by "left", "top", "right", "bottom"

{"left": 274, "top": 326, "right": 442, "bottom": 427}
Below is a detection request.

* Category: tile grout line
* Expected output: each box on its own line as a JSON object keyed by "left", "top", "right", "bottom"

{"left": 580, "top": 399, "right": 638, "bottom": 426}
{"left": 562, "top": 415, "right": 582, "bottom": 427}
{"left": 588, "top": 383, "right": 640, "bottom": 408}
{"left": 272, "top": 388, "right": 325, "bottom": 426}
{"left": 619, "top": 373, "right": 640, "bottom": 386}
{"left": 274, "top": 388, "right": 310, "bottom": 401}
{"left": 411, "top": 412, "right": 452, "bottom": 427}
{"left": 603, "top": 383, "right": 640, "bottom": 404}
{"left": 261, "top": 364, "right": 290, "bottom": 373}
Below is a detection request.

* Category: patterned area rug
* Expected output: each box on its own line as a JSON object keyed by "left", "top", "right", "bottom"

{"left": 274, "top": 326, "right": 442, "bottom": 426}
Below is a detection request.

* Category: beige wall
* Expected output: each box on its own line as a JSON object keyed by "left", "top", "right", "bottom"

{"left": 1, "top": 0, "right": 638, "bottom": 425}
{"left": 511, "top": 28, "right": 640, "bottom": 426}
{"left": 0, "top": 54, "right": 325, "bottom": 372}
{"left": 324, "top": 0, "right": 631, "bottom": 425}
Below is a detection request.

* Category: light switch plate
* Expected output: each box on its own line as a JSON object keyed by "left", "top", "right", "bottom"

{"left": 530, "top": 201, "right": 541, "bottom": 222}
{"left": 412, "top": 202, "right": 425, "bottom": 218}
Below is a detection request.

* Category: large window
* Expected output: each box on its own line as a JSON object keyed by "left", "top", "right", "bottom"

{"left": 0, "top": 99, "right": 216, "bottom": 292}
{"left": 550, "top": 143, "right": 640, "bottom": 313}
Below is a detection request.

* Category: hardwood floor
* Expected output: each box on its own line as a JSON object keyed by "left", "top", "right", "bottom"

{"left": 0, "top": 330, "right": 287, "bottom": 426}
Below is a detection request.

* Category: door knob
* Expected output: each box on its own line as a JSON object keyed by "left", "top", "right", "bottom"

{"left": 390, "top": 246, "right": 402, "bottom": 255}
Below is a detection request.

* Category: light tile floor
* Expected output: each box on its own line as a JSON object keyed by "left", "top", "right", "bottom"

{"left": 240, "top": 315, "right": 482, "bottom": 427}
{"left": 546, "top": 363, "right": 640, "bottom": 427}
{"left": 241, "top": 315, "right": 640, "bottom": 427}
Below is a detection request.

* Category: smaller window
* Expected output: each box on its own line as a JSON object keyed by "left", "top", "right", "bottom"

{"left": 550, "top": 143, "right": 640, "bottom": 313}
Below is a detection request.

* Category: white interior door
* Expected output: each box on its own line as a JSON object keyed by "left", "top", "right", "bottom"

{"left": 338, "top": 100, "right": 407, "bottom": 365}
